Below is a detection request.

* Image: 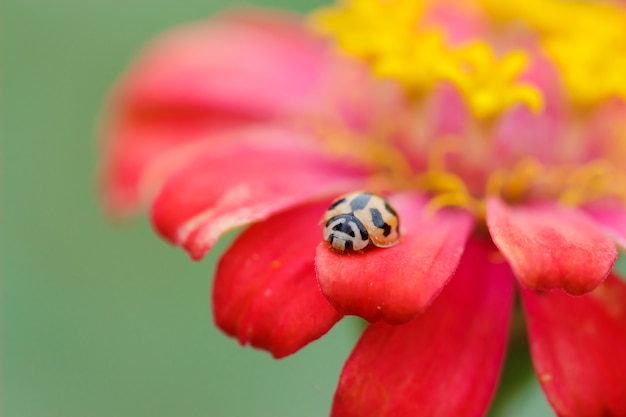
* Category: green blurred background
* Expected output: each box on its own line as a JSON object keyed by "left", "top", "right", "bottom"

{"left": 2, "top": 0, "right": 562, "bottom": 416}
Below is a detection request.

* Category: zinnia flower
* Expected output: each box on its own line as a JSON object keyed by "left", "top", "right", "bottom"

{"left": 98, "top": 0, "right": 626, "bottom": 415}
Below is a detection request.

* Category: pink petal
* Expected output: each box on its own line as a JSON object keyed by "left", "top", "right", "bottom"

{"left": 582, "top": 204, "right": 626, "bottom": 250}
{"left": 493, "top": 46, "right": 566, "bottom": 164}
{"left": 580, "top": 99, "right": 626, "bottom": 160}
{"left": 331, "top": 239, "right": 514, "bottom": 417}
{"left": 98, "top": 125, "right": 235, "bottom": 217}
{"left": 486, "top": 198, "right": 617, "bottom": 295}
{"left": 316, "top": 193, "right": 474, "bottom": 324}
{"left": 98, "top": 10, "right": 328, "bottom": 215}
{"left": 521, "top": 275, "right": 626, "bottom": 417}
{"left": 151, "top": 127, "right": 367, "bottom": 260}
{"left": 117, "top": 10, "right": 326, "bottom": 118}
{"left": 214, "top": 200, "right": 342, "bottom": 358}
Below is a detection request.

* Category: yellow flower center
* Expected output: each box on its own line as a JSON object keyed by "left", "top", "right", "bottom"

{"left": 310, "top": 0, "right": 626, "bottom": 219}
{"left": 311, "top": 0, "right": 543, "bottom": 120}
{"left": 479, "top": 0, "right": 626, "bottom": 108}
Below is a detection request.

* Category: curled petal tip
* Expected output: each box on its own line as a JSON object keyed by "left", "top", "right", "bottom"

{"left": 486, "top": 198, "right": 617, "bottom": 295}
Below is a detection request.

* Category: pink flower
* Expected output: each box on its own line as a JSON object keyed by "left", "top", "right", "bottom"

{"left": 98, "top": 2, "right": 626, "bottom": 416}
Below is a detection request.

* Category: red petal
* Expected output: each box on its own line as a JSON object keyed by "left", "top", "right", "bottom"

{"left": 98, "top": 11, "right": 328, "bottom": 215}
{"left": 152, "top": 127, "right": 367, "bottom": 260}
{"left": 583, "top": 205, "right": 626, "bottom": 250}
{"left": 214, "top": 200, "right": 342, "bottom": 358}
{"left": 316, "top": 193, "right": 474, "bottom": 324}
{"left": 521, "top": 275, "right": 626, "bottom": 417}
{"left": 331, "top": 239, "right": 514, "bottom": 417}
{"left": 486, "top": 198, "right": 617, "bottom": 295}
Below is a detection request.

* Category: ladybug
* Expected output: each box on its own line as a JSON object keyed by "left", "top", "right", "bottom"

{"left": 322, "top": 191, "right": 400, "bottom": 253}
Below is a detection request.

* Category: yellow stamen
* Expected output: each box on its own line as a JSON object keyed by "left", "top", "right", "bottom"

{"left": 415, "top": 170, "right": 481, "bottom": 217}
{"left": 441, "top": 43, "right": 543, "bottom": 120}
{"left": 423, "top": 191, "right": 479, "bottom": 217}
{"left": 311, "top": 0, "right": 544, "bottom": 119}
{"left": 419, "top": 155, "right": 626, "bottom": 219}
{"left": 544, "top": 34, "right": 626, "bottom": 107}
{"left": 485, "top": 158, "right": 543, "bottom": 202}
{"left": 479, "top": 0, "right": 626, "bottom": 37}
{"left": 315, "top": 123, "right": 415, "bottom": 187}
{"left": 311, "top": 0, "right": 455, "bottom": 99}
{"left": 310, "top": 0, "right": 425, "bottom": 61}
{"left": 371, "top": 30, "right": 455, "bottom": 98}
{"left": 480, "top": 0, "right": 626, "bottom": 108}
{"left": 558, "top": 160, "right": 626, "bottom": 206}
{"left": 485, "top": 169, "right": 505, "bottom": 198}
{"left": 484, "top": 158, "right": 626, "bottom": 207}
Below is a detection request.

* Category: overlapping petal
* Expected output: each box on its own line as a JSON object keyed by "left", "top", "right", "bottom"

{"left": 214, "top": 200, "right": 342, "bottom": 358}
{"left": 316, "top": 193, "right": 474, "bottom": 324}
{"left": 486, "top": 198, "right": 617, "bottom": 295}
{"left": 151, "top": 127, "right": 368, "bottom": 260}
{"left": 331, "top": 239, "right": 514, "bottom": 417}
{"left": 521, "top": 275, "right": 626, "bottom": 417}
{"left": 99, "top": 127, "right": 233, "bottom": 217}
{"left": 98, "top": 11, "right": 330, "bottom": 215}
{"left": 97, "top": 3, "right": 626, "bottom": 416}
{"left": 493, "top": 48, "right": 565, "bottom": 163}
{"left": 583, "top": 204, "right": 626, "bottom": 250}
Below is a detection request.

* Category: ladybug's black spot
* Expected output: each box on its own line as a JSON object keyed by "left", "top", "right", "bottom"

{"left": 370, "top": 208, "right": 392, "bottom": 236}
{"left": 328, "top": 198, "right": 347, "bottom": 210}
{"left": 355, "top": 219, "right": 369, "bottom": 241}
{"left": 349, "top": 193, "right": 372, "bottom": 211}
{"left": 330, "top": 214, "right": 368, "bottom": 240}
{"left": 332, "top": 220, "right": 356, "bottom": 237}
{"left": 384, "top": 201, "right": 398, "bottom": 216}
{"left": 344, "top": 240, "right": 353, "bottom": 250}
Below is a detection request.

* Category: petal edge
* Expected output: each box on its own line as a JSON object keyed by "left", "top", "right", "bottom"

{"left": 521, "top": 275, "right": 626, "bottom": 417}
{"left": 316, "top": 194, "right": 474, "bottom": 324}
{"left": 331, "top": 239, "right": 514, "bottom": 417}
{"left": 486, "top": 198, "right": 616, "bottom": 295}
{"left": 214, "top": 200, "right": 343, "bottom": 358}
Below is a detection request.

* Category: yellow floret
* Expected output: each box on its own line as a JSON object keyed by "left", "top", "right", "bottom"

{"left": 311, "top": 0, "right": 544, "bottom": 119}
{"left": 480, "top": 0, "right": 626, "bottom": 108}
{"left": 310, "top": 0, "right": 425, "bottom": 60}
{"left": 441, "top": 42, "right": 543, "bottom": 120}
{"left": 311, "top": 0, "right": 454, "bottom": 98}
{"left": 371, "top": 30, "right": 457, "bottom": 96}
{"left": 544, "top": 33, "right": 626, "bottom": 108}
